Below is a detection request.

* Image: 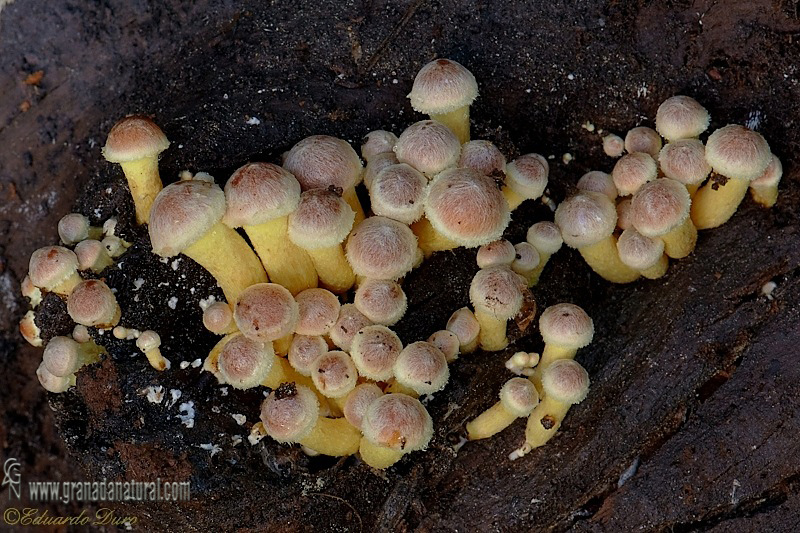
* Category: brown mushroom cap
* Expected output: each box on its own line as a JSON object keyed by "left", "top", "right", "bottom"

{"left": 43, "top": 336, "right": 85, "bottom": 377}
{"left": 658, "top": 139, "right": 711, "bottom": 185}
{"left": 539, "top": 303, "right": 594, "bottom": 349}
{"left": 445, "top": 307, "right": 480, "bottom": 347}
{"left": 469, "top": 266, "right": 525, "bottom": 319}
{"left": 343, "top": 383, "right": 383, "bottom": 431}
{"left": 630, "top": 178, "right": 691, "bottom": 237}
{"left": 353, "top": 279, "right": 407, "bottom": 326}
{"left": 577, "top": 171, "right": 618, "bottom": 200}
{"left": 554, "top": 191, "right": 617, "bottom": 249}
{"left": 617, "top": 228, "right": 665, "bottom": 270}
{"left": 526, "top": 221, "right": 563, "bottom": 255}
{"left": 28, "top": 246, "right": 79, "bottom": 292}
{"left": 394, "top": 341, "right": 450, "bottom": 395}
{"left": 500, "top": 376, "right": 540, "bottom": 417}
{"left": 427, "top": 330, "right": 460, "bottom": 363}
{"left": 75, "top": 239, "right": 112, "bottom": 272}
{"left": 361, "top": 130, "right": 398, "bottom": 162}
{"left": 624, "top": 127, "right": 662, "bottom": 158}
{"left": 476, "top": 239, "right": 516, "bottom": 269}
{"left": 294, "top": 288, "right": 341, "bottom": 336}
{"left": 260, "top": 383, "right": 320, "bottom": 443}
{"left": 408, "top": 58, "right": 478, "bottom": 115}
{"left": 750, "top": 154, "right": 783, "bottom": 187}
{"left": 655, "top": 96, "right": 710, "bottom": 141}
{"left": 505, "top": 154, "right": 549, "bottom": 200}
{"left": 541, "top": 359, "right": 590, "bottom": 405}
{"left": 67, "top": 280, "right": 120, "bottom": 327}
{"left": 603, "top": 134, "right": 625, "bottom": 158}
{"left": 149, "top": 179, "right": 226, "bottom": 257}
{"left": 616, "top": 198, "right": 634, "bottom": 230}
{"left": 394, "top": 120, "right": 461, "bottom": 176}
{"left": 329, "top": 303, "right": 373, "bottom": 352}
{"left": 458, "top": 140, "right": 506, "bottom": 177}
{"left": 217, "top": 333, "right": 276, "bottom": 389}
{"left": 287, "top": 188, "right": 355, "bottom": 249}
{"left": 612, "top": 152, "right": 658, "bottom": 196}
{"left": 223, "top": 163, "right": 301, "bottom": 227}
{"left": 234, "top": 283, "right": 299, "bottom": 342}
{"left": 202, "top": 302, "right": 234, "bottom": 334}
{"left": 58, "top": 213, "right": 93, "bottom": 245}
{"left": 287, "top": 335, "right": 328, "bottom": 376}
{"left": 705, "top": 125, "right": 772, "bottom": 181}
{"left": 370, "top": 164, "right": 429, "bottom": 224}
{"left": 283, "top": 135, "right": 363, "bottom": 191}
{"left": 102, "top": 115, "right": 169, "bottom": 163}
{"left": 311, "top": 350, "right": 358, "bottom": 398}
{"left": 362, "top": 393, "right": 433, "bottom": 451}
{"left": 346, "top": 216, "right": 418, "bottom": 280}
{"left": 350, "top": 325, "right": 403, "bottom": 381}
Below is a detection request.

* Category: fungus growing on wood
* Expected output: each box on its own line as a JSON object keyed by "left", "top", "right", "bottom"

{"left": 749, "top": 154, "right": 783, "bottom": 208}
{"left": 624, "top": 126, "right": 662, "bottom": 158}
{"left": 467, "top": 377, "right": 539, "bottom": 440}
{"left": 655, "top": 95, "right": 710, "bottom": 141}
{"left": 28, "top": 246, "right": 81, "bottom": 296}
{"left": 359, "top": 393, "right": 433, "bottom": 469}
{"left": 353, "top": 279, "right": 407, "bottom": 326}
{"left": 612, "top": 152, "right": 658, "bottom": 196}
{"left": 469, "top": 266, "right": 526, "bottom": 351}
{"left": 369, "top": 163, "right": 428, "bottom": 225}
{"left": 458, "top": 140, "right": 506, "bottom": 177}
{"left": 394, "top": 120, "right": 461, "bottom": 177}
{"left": 58, "top": 213, "right": 102, "bottom": 245}
{"left": 345, "top": 216, "right": 418, "bottom": 280}
{"left": 136, "top": 330, "right": 170, "bottom": 371}
{"left": 502, "top": 154, "right": 549, "bottom": 210}
{"left": 67, "top": 280, "right": 121, "bottom": 328}
{"left": 631, "top": 178, "right": 697, "bottom": 259}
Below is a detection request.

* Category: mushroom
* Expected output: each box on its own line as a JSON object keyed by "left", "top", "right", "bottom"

{"left": 20, "top": 275, "right": 42, "bottom": 308}
{"left": 19, "top": 311, "right": 42, "bottom": 347}
{"left": 28, "top": 246, "right": 81, "bottom": 296}
{"left": 353, "top": 279, "right": 408, "bottom": 326}
{"left": 749, "top": 154, "right": 783, "bottom": 208}
{"left": 617, "top": 228, "right": 669, "bottom": 280}
{"left": 537, "top": 303, "right": 594, "bottom": 367}
{"left": 343, "top": 383, "right": 384, "bottom": 431}
{"left": 294, "top": 288, "right": 341, "bottom": 336}
{"left": 427, "top": 330, "right": 460, "bottom": 363}
{"left": 345, "top": 216, "right": 418, "bottom": 281}
{"left": 466, "top": 377, "right": 539, "bottom": 440}
{"left": 602, "top": 133, "right": 625, "bottom": 158}
{"left": 37, "top": 362, "right": 76, "bottom": 394}
{"left": 364, "top": 151, "right": 399, "bottom": 191}
{"left": 136, "top": 330, "right": 170, "bottom": 371}
{"left": 525, "top": 221, "right": 563, "bottom": 285}
{"left": 624, "top": 126, "right": 662, "bottom": 158}
{"left": 511, "top": 242, "right": 541, "bottom": 286}
{"left": 391, "top": 341, "right": 449, "bottom": 395}
{"left": 361, "top": 130, "right": 398, "bottom": 162}
{"left": 102, "top": 115, "right": 170, "bottom": 223}
{"left": 658, "top": 139, "right": 711, "bottom": 196}
{"left": 476, "top": 239, "right": 516, "bottom": 269}
{"left": 217, "top": 333, "right": 276, "bottom": 389}
{"left": 691, "top": 125, "right": 772, "bottom": 229}
{"left": 58, "top": 213, "right": 102, "bottom": 245}
{"left": 616, "top": 198, "right": 633, "bottom": 230}
{"left": 329, "top": 303, "right": 373, "bottom": 352}
{"left": 42, "top": 335, "right": 102, "bottom": 378}
{"left": 233, "top": 283, "right": 299, "bottom": 355}
{"left": 394, "top": 120, "right": 461, "bottom": 177}
{"left": 502, "top": 153, "right": 549, "bottom": 210}
{"left": 505, "top": 350, "right": 540, "bottom": 376}
{"left": 407, "top": 58, "right": 479, "bottom": 143}
{"left": 287, "top": 335, "right": 328, "bottom": 376}
{"left": 310, "top": 350, "right": 359, "bottom": 399}
{"left": 457, "top": 140, "right": 506, "bottom": 177}
{"left": 369, "top": 164, "right": 429, "bottom": 225}
{"left": 577, "top": 171, "right": 618, "bottom": 200}
{"left": 611, "top": 152, "right": 658, "bottom": 196}
{"left": 631, "top": 178, "right": 697, "bottom": 259}
{"left": 350, "top": 325, "right": 403, "bottom": 381}
{"left": 149, "top": 178, "right": 268, "bottom": 304}
{"left": 469, "top": 266, "right": 525, "bottom": 351}
{"left": 202, "top": 301, "right": 236, "bottom": 335}
{"left": 655, "top": 95, "right": 710, "bottom": 141}
{"left": 445, "top": 307, "right": 481, "bottom": 354}
{"left": 359, "top": 393, "right": 433, "bottom": 469}
{"left": 223, "top": 163, "right": 318, "bottom": 295}
{"left": 67, "top": 280, "right": 121, "bottom": 328}
{"left": 74, "top": 239, "right": 114, "bottom": 273}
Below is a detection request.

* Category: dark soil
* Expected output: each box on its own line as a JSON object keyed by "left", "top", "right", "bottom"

{"left": 2, "top": 1, "right": 800, "bottom": 531}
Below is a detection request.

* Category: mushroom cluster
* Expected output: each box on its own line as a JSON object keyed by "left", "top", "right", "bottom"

{"left": 19, "top": 60, "right": 782, "bottom": 468}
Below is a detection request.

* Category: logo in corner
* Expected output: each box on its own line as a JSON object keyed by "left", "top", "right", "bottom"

{"left": 2, "top": 458, "right": 21, "bottom": 500}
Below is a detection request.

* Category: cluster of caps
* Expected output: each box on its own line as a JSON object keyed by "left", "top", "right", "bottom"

{"left": 557, "top": 96, "right": 781, "bottom": 283}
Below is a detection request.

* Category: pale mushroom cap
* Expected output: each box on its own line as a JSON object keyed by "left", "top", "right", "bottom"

{"left": 458, "top": 140, "right": 506, "bottom": 177}
{"left": 370, "top": 164, "right": 429, "bottom": 224}
{"left": 217, "top": 333, "right": 276, "bottom": 389}
{"left": 470, "top": 266, "right": 525, "bottom": 319}
{"left": 28, "top": 246, "right": 79, "bottom": 291}
{"left": 58, "top": 213, "right": 92, "bottom": 245}
{"left": 427, "top": 330, "right": 460, "bottom": 362}
{"left": 223, "top": 163, "right": 301, "bottom": 227}
{"left": 655, "top": 95, "right": 710, "bottom": 141}
{"left": 136, "top": 330, "right": 161, "bottom": 351}
{"left": 364, "top": 151, "right": 399, "bottom": 190}
{"left": 67, "top": 280, "right": 120, "bottom": 327}
{"left": 476, "top": 239, "right": 516, "bottom": 269}
{"left": 202, "top": 302, "right": 234, "bottom": 334}
{"left": 554, "top": 191, "right": 617, "bottom": 249}
{"left": 75, "top": 240, "right": 111, "bottom": 272}
{"left": 37, "top": 362, "right": 73, "bottom": 394}
{"left": 512, "top": 242, "right": 541, "bottom": 273}
{"left": 346, "top": 216, "right": 418, "bottom": 280}
{"left": 445, "top": 307, "right": 480, "bottom": 347}
{"left": 751, "top": 154, "right": 783, "bottom": 187}
{"left": 617, "top": 228, "right": 665, "bottom": 270}
{"left": 350, "top": 325, "right": 403, "bottom": 381}
{"left": 353, "top": 279, "right": 407, "bottom": 326}
{"left": 603, "top": 134, "right": 625, "bottom": 158}
{"left": 499, "top": 377, "right": 540, "bottom": 417}
{"left": 329, "top": 304, "right": 373, "bottom": 352}
{"left": 612, "top": 152, "right": 658, "bottom": 196}
{"left": 102, "top": 115, "right": 169, "bottom": 163}
{"left": 311, "top": 350, "right": 358, "bottom": 398}
{"left": 283, "top": 135, "right": 363, "bottom": 191}
{"left": 295, "top": 288, "right": 341, "bottom": 336}
{"left": 630, "top": 178, "right": 691, "bottom": 237}
{"left": 287, "top": 188, "right": 355, "bottom": 249}
{"left": 43, "top": 336, "right": 84, "bottom": 377}
{"left": 624, "top": 127, "right": 662, "bottom": 158}
{"left": 361, "top": 130, "right": 398, "bottom": 162}
{"left": 658, "top": 139, "right": 712, "bottom": 185}
{"left": 394, "top": 341, "right": 449, "bottom": 395}
{"left": 72, "top": 324, "right": 91, "bottom": 344}
{"left": 149, "top": 179, "right": 226, "bottom": 257}
{"left": 343, "top": 383, "right": 383, "bottom": 431}
{"left": 539, "top": 303, "right": 594, "bottom": 349}
{"left": 577, "top": 171, "right": 618, "bottom": 200}
{"left": 426, "top": 167, "right": 510, "bottom": 247}
{"left": 526, "top": 222, "right": 563, "bottom": 255}
{"left": 408, "top": 58, "right": 478, "bottom": 115}
{"left": 616, "top": 198, "right": 633, "bottom": 230}
{"left": 287, "top": 335, "right": 328, "bottom": 377}
{"left": 234, "top": 283, "right": 300, "bottom": 342}
{"left": 362, "top": 393, "right": 433, "bottom": 452}
{"left": 505, "top": 154, "right": 549, "bottom": 200}
{"left": 394, "top": 120, "right": 462, "bottom": 176}
{"left": 20, "top": 310, "right": 42, "bottom": 347}
{"left": 705, "top": 125, "right": 772, "bottom": 181}
{"left": 541, "top": 359, "right": 590, "bottom": 405}
{"left": 260, "top": 383, "right": 320, "bottom": 443}
{"left": 21, "top": 275, "right": 42, "bottom": 307}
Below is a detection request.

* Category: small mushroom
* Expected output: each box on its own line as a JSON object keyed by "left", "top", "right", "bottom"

{"left": 28, "top": 246, "right": 81, "bottom": 296}
{"left": 58, "top": 213, "right": 102, "bottom": 245}
{"left": 202, "top": 301, "right": 236, "bottom": 335}
{"left": 469, "top": 267, "right": 525, "bottom": 351}
{"left": 427, "top": 330, "right": 460, "bottom": 363}
{"left": 233, "top": 283, "right": 299, "bottom": 355}
{"left": 602, "top": 133, "right": 625, "bottom": 158}
{"left": 631, "top": 178, "right": 697, "bottom": 259}
{"left": 67, "top": 280, "right": 121, "bottom": 328}
{"left": 364, "top": 151, "right": 399, "bottom": 191}
{"left": 457, "top": 140, "right": 506, "bottom": 177}
{"left": 617, "top": 228, "right": 669, "bottom": 280}
{"left": 658, "top": 139, "right": 711, "bottom": 196}
{"left": 502, "top": 154, "right": 549, "bottom": 210}
{"left": 311, "top": 350, "right": 359, "bottom": 399}
{"left": 394, "top": 120, "right": 461, "bottom": 177}
{"left": 525, "top": 221, "right": 563, "bottom": 285}
{"left": 445, "top": 307, "right": 481, "bottom": 354}
{"left": 577, "top": 171, "right": 618, "bottom": 200}
{"left": 612, "top": 152, "right": 658, "bottom": 196}
{"left": 749, "top": 154, "right": 783, "bottom": 208}
{"left": 361, "top": 130, "right": 398, "bottom": 162}
{"left": 391, "top": 341, "right": 449, "bottom": 396}
{"left": 511, "top": 242, "right": 541, "bottom": 286}
{"left": 74, "top": 239, "right": 114, "bottom": 273}
{"left": 624, "top": 126, "right": 662, "bottom": 158}
{"left": 359, "top": 393, "right": 433, "bottom": 469}
{"left": 476, "top": 239, "right": 516, "bottom": 269}
{"left": 294, "top": 288, "right": 341, "bottom": 336}
{"left": 350, "top": 325, "right": 403, "bottom": 382}
{"left": 353, "top": 279, "right": 407, "bottom": 326}
{"left": 345, "top": 216, "right": 418, "bottom": 281}
{"left": 343, "top": 383, "right": 384, "bottom": 431}
{"left": 655, "top": 95, "right": 710, "bottom": 141}
{"left": 217, "top": 333, "right": 276, "bottom": 389}
{"left": 42, "top": 335, "right": 102, "bottom": 378}
{"left": 287, "top": 335, "right": 328, "bottom": 377}
{"left": 137, "top": 330, "right": 169, "bottom": 371}
{"left": 369, "top": 164, "right": 429, "bottom": 225}
{"left": 466, "top": 377, "right": 539, "bottom": 440}
{"left": 329, "top": 303, "right": 373, "bottom": 352}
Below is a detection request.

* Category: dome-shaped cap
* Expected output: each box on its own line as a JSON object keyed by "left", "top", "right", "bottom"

{"left": 630, "top": 178, "right": 691, "bottom": 237}
{"left": 218, "top": 333, "right": 276, "bottom": 389}
{"left": 283, "top": 135, "right": 363, "bottom": 191}
{"left": 408, "top": 58, "right": 478, "bottom": 115}
{"left": 458, "top": 140, "right": 506, "bottom": 177}
{"left": 505, "top": 154, "right": 549, "bottom": 200}
{"left": 370, "top": 164, "right": 428, "bottom": 224}
{"left": 394, "top": 120, "right": 461, "bottom": 176}
{"left": 350, "top": 325, "right": 403, "bottom": 382}
{"left": 655, "top": 96, "right": 710, "bottom": 141}
{"left": 499, "top": 377, "right": 540, "bottom": 417}
{"left": 554, "top": 192, "right": 617, "bottom": 249}
{"left": 223, "top": 163, "right": 301, "bottom": 227}
{"left": 102, "top": 115, "right": 169, "bottom": 163}
{"left": 469, "top": 266, "right": 525, "bottom": 319}
{"left": 526, "top": 222, "right": 563, "bottom": 255}
{"left": 658, "top": 139, "right": 711, "bottom": 186}
{"left": 394, "top": 341, "right": 449, "bottom": 395}
{"left": 362, "top": 393, "right": 433, "bottom": 451}
{"left": 542, "top": 359, "right": 590, "bottom": 405}
{"left": 577, "top": 171, "right": 617, "bottom": 200}
{"left": 705, "top": 125, "right": 772, "bottom": 181}
{"left": 260, "top": 383, "right": 320, "bottom": 443}
{"left": 67, "top": 280, "right": 120, "bottom": 327}
{"left": 288, "top": 188, "right": 355, "bottom": 249}
{"left": 343, "top": 383, "right": 383, "bottom": 431}
{"left": 617, "top": 228, "right": 665, "bottom": 270}
{"left": 346, "top": 216, "right": 418, "bottom": 280}
{"left": 234, "top": 283, "right": 299, "bottom": 342}
{"left": 539, "top": 303, "right": 594, "bottom": 349}
{"left": 612, "top": 152, "right": 658, "bottom": 196}
{"left": 28, "top": 246, "right": 79, "bottom": 291}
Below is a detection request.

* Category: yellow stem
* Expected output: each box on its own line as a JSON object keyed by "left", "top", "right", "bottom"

{"left": 273, "top": 334, "right": 293, "bottom": 356}
{"left": 300, "top": 417, "right": 361, "bottom": 456}
{"left": 690, "top": 177, "right": 750, "bottom": 230}
{"left": 245, "top": 216, "right": 318, "bottom": 295}
{"left": 527, "top": 252, "right": 552, "bottom": 286}
{"left": 466, "top": 401, "right": 517, "bottom": 440}
{"left": 307, "top": 245, "right": 355, "bottom": 294}
{"left": 384, "top": 380, "right": 419, "bottom": 397}
{"left": 750, "top": 184, "right": 778, "bottom": 208}
{"left": 661, "top": 216, "right": 697, "bottom": 259}
{"left": 430, "top": 106, "right": 470, "bottom": 144}
{"left": 53, "top": 271, "right": 83, "bottom": 296}
{"left": 359, "top": 437, "right": 405, "bottom": 469}
{"left": 524, "top": 397, "right": 571, "bottom": 449}
{"left": 474, "top": 309, "right": 509, "bottom": 351}
{"left": 343, "top": 187, "right": 366, "bottom": 228}
{"left": 501, "top": 187, "right": 526, "bottom": 211}
{"left": 640, "top": 254, "right": 669, "bottom": 280}
{"left": 119, "top": 157, "right": 163, "bottom": 224}
{"left": 411, "top": 217, "right": 460, "bottom": 257}
{"left": 579, "top": 235, "right": 641, "bottom": 284}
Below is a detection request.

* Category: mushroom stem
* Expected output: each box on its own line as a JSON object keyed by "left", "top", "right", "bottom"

{"left": 524, "top": 396, "right": 572, "bottom": 449}
{"left": 301, "top": 417, "right": 361, "bottom": 457}
{"left": 431, "top": 107, "right": 470, "bottom": 144}
{"left": 640, "top": 254, "right": 669, "bottom": 280}
{"left": 342, "top": 187, "right": 366, "bottom": 227}
{"left": 244, "top": 215, "right": 318, "bottom": 295}
{"left": 690, "top": 177, "right": 750, "bottom": 230}
{"left": 466, "top": 401, "right": 518, "bottom": 440}
{"left": 661, "top": 217, "right": 697, "bottom": 259}
{"left": 578, "top": 236, "right": 640, "bottom": 284}
{"left": 474, "top": 309, "right": 510, "bottom": 351}
{"left": 182, "top": 222, "right": 268, "bottom": 304}
{"left": 686, "top": 184, "right": 700, "bottom": 197}
{"left": 120, "top": 157, "right": 163, "bottom": 224}
{"left": 273, "top": 333, "right": 293, "bottom": 356}
{"left": 411, "top": 217, "right": 460, "bottom": 257}
{"left": 359, "top": 436, "right": 405, "bottom": 469}
{"left": 501, "top": 187, "right": 527, "bottom": 211}
{"left": 384, "top": 380, "right": 419, "bottom": 397}
{"left": 750, "top": 184, "right": 778, "bottom": 208}
{"left": 526, "top": 251, "right": 553, "bottom": 286}
{"left": 143, "top": 347, "right": 168, "bottom": 371}
{"left": 306, "top": 245, "right": 356, "bottom": 294}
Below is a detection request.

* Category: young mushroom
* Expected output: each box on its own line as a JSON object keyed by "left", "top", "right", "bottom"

{"left": 310, "top": 350, "right": 359, "bottom": 399}
{"left": 287, "top": 335, "right": 328, "bottom": 377}
{"left": 394, "top": 120, "right": 461, "bottom": 178}
{"left": 364, "top": 151, "right": 399, "bottom": 191}
{"left": 361, "top": 130, "right": 398, "bottom": 162}
{"left": 102, "top": 115, "right": 170, "bottom": 223}
{"left": 37, "top": 362, "right": 76, "bottom": 394}
{"left": 294, "top": 288, "right": 341, "bottom": 336}
{"left": 602, "top": 133, "right": 625, "bottom": 158}
{"left": 392, "top": 341, "right": 450, "bottom": 396}
{"left": 233, "top": 283, "right": 299, "bottom": 355}
{"left": 136, "top": 330, "right": 170, "bottom": 371}
{"left": 631, "top": 178, "right": 697, "bottom": 259}
{"left": 658, "top": 139, "right": 711, "bottom": 196}
{"left": 624, "top": 126, "right": 662, "bottom": 158}
{"left": 445, "top": 307, "right": 481, "bottom": 354}
{"left": 466, "top": 377, "right": 539, "bottom": 440}
{"left": 655, "top": 95, "right": 710, "bottom": 141}
{"left": 617, "top": 228, "right": 669, "bottom": 280}
{"left": 469, "top": 266, "right": 526, "bottom": 351}
{"left": 74, "top": 239, "right": 113, "bottom": 273}
{"left": 28, "top": 246, "right": 82, "bottom": 296}
{"left": 345, "top": 216, "right": 418, "bottom": 281}
{"left": 369, "top": 164, "right": 428, "bottom": 225}
{"left": 343, "top": 383, "right": 384, "bottom": 431}
{"left": 749, "top": 154, "right": 783, "bottom": 208}
{"left": 476, "top": 239, "right": 516, "bottom": 269}
{"left": 511, "top": 242, "right": 541, "bottom": 286}
{"left": 536, "top": 303, "right": 594, "bottom": 369}
{"left": 502, "top": 154, "right": 549, "bottom": 210}
{"left": 329, "top": 303, "right": 373, "bottom": 352}
{"left": 359, "top": 393, "right": 433, "bottom": 469}
{"left": 457, "top": 140, "right": 506, "bottom": 177}
{"left": 577, "top": 171, "right": 618, "bottom": 200}
{"left": 611, "top": 152, "right": 658, "bottom": 196}
{"left": 353, "top": 279, "right": 408, "bottom": 326}
{"left": 216, "top": 333, "right": 276, "bottom": 389}
{"left": 67, "top": 280, "right": 121, "bottom": 328}
{"left": 19, "top": 311, "right": 43, "bottom": 347}
{"left": 427, "top": 330, "right": 460, "bottom": 363}
{"left": 525, "top": 221, "right": 563, "bottom": 285}
{"left": 202, "top": 301, "right": 236, "bottom": 335}
{"left": 42, "top": 335, "right": 102, "bottom": 378}
{"left": 58, "top": 213, "right": 102, "bottom": 245}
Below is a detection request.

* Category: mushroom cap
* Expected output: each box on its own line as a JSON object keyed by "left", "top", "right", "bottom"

{"left": 287, "top": 335, "right": 328, "bottom": 377}
{"left": 361, "top": 130, "right": 398, "bottom": 162}
{"left": 394, "top": 120, "right": 461, "bottom": 176}
{"left": 287, "top": 188, "right": 355, "bottom": 249}
{"left": 282, "top": 135, "right": 363, "bottom": 191}
{"left": 394, "top": 341, "right": 449, "bottom": 395}
{"left": 554, "top": 191, "right": 617, "bottom": 249}
{"left": 499, "top": 376, "right": 540, "bottom": 417}
{"left": 72, "top": 324, "right": 91, "bottom": 344}
{"left": 603, "top": 133, "right": 625, "bottom": 158}
{"left": 526, "top": 221, "right": 563, "bottom": 255}
{"left": 427, "top": 329, "right": 460, "bottom": 363}
{"left": 655, "top": 95, "right": 710, "bottom": 141}
{"left": 223, "top": 163, "right": 301, "bottom": 227}
{"left": 541, "top": 359, "right": 590, "bottom": 405}
{"left": 362, "top": 393, "right": 434, "bottom": 451}
{"left": 28, "top": 246, "right": 79, "bottom": 291}
{"left": 658, "top": 139, "right": 712, "bottom": 186}
{"left": 21, "top": 275, "right": 42, "bottom": 307}
{"left": 234, "top": 283, "right": 299, "bottom": 342}
{"left": 705, "top": 125, "right": 772, "bottom": 181}
{"left": 294, "top": 288, "right": 341, "bottom": 336}
{"left": 617, "top": 228, "right": 665, "bottom": 270}
{"left": 43, "top": 336, "right": 84, "bottom": 377}
{"left": 445, "top": 307, "right": 480, "bottom": 347}
{"left": 469, "top": 266, "right": 525, "bottom": 319}
{"left": 350, "top": 325, "right": 403, "bottom": 381}
{"left": 58, "top": 213, "right": 92, "bottom": 245}
{"left": 346, "top": 216, "right": 418, "bottom": 280}
{"left": 260, "top": 383, "right": 320, "bottom": 443}
{"left": 364, "top": 151, "right": 399, "bottom": 191}
{"left": 457, "top": 140, "right": 506, "bottom": 177}
{"left": 329, "top": 303, "right": 373, "bottom": 352}
{"left": 102, "top": 115, "right": 169, "bottom": 163}
{"left": 311, "top": 350, "right": 358, "bottom": 398}
{"left": 202, "top": 302, "right": 234, "bottom": 334}
{"left": 149, "top": 179, "right": 226, "bottom": 257}
{"left": 616, "top": 198, "right": 633, "bottom": 231}
{"left": 370, "top": 164, "right": 429, "bottom": 224}
{"left": 612, "top": 152, "right": 658, "bottom": 196}
{"left": 408, "top": 58, "right": 478, "bottom": 115}
{"left": 505, "top": 154, "right": 549, "bottom": 200}
{"left": 343, "top": 383, "right": 383, "bottom": 431}
{"left": 476, "top": 239, "right": 516, "bottom": 269}
{"left": 353, "top": 279, "right": 407, "bottom": 326}
{"left": 217, "top": 333, "right": 276, "bottom": 389}
{"left": 136, "top": 330, "right": 161, "bottom": 351}
{"left": 512, "top": 242, "right": 540, "bottom": 274}
{"left": 630, "top": 178, "right": 691, "bottom": 237}
{"left": 624, "top": 126, "right": 662, "bottom": 158}
{"left": 75, "top": 240, "right": 110, "bottom": 271}
{"left": 20, "top": 311, "right": 42, "bottom": 347}
{"left": 426, "top": 167, "right": 510, "bottom": 247}
{"left": 577, "top": 171, "right": 618, "bottom": 200}
{"left": 751, "top": 154, "right": 783, "bottom": 187}
{"left": 37, "top": 362, "right": 73, "bottom": 394}
{"left": 539, "top": 303, "right": 594, "bottom": 350}
{"left": 67, "top": 280, "right": 120, "bottom": 327}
